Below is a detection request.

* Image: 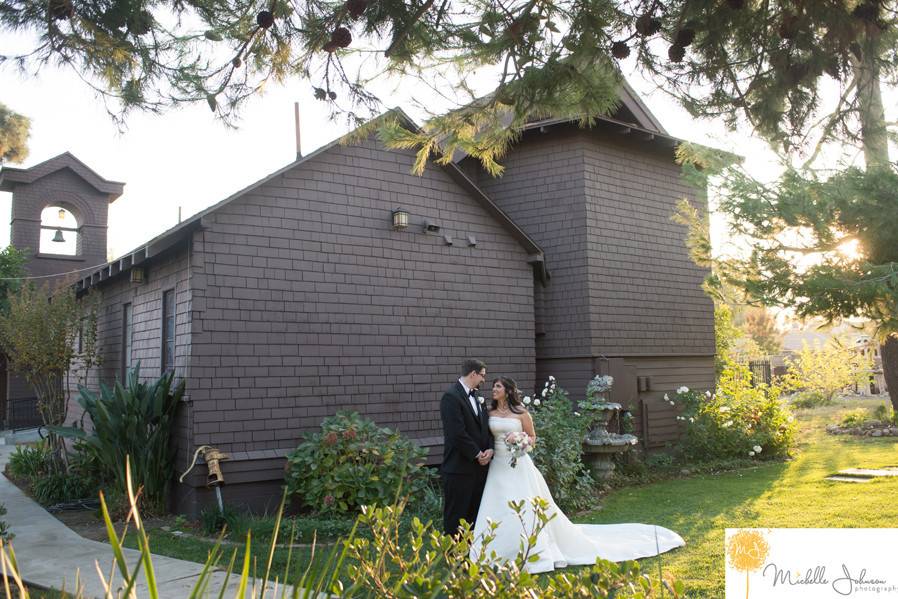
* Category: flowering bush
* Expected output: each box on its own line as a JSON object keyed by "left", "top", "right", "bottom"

{"left": 673, "top": 360, "right": 797, "bottom": 462}
{"left": 285, "top": 411, "right": 436, "bottom": 516}
{"left": 529, "top": 377, "right": 597, "bottom": 511}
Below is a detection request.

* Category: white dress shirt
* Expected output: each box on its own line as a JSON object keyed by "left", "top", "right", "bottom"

{"left": 459, "top": 378, "right": 480, "bottom": 416}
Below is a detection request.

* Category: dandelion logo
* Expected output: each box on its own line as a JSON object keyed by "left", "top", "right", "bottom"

{"left": 726, "top": 530, "right": 770, "bottom": 599}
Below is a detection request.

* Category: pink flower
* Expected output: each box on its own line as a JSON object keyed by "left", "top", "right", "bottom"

{"left": 323, "top": 495, "right": 335, "bottom": 506}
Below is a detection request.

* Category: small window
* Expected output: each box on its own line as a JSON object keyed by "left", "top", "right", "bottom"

{"left": 39, "top": 206, "right": 78, "bottom": 255}
{"left": 161, "top": 290, "right": 175, "bottom": 374}
{"left": 121, "top": 303, "right": 133, "bottom": 381}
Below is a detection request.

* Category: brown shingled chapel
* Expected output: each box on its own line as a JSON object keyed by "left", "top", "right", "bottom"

{"left": 0, "top": 84, "right": 714, "bottom": 516}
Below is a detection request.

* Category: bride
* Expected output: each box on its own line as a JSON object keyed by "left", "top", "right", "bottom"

{"left": 470, "top": 377, "right": 685, "bottom": 574}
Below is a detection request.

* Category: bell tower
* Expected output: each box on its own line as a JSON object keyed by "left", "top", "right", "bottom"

{"left": 0, "top": 152, "right": 124, "bottom": 286}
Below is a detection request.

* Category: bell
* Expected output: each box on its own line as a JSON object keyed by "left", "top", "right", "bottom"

{"left": 52, "top": 228, "right": 65, "bottom": 243}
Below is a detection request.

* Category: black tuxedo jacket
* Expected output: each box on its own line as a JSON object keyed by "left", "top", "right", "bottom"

{"left": 440, "top": 381, "right": 493, "bottom": 475}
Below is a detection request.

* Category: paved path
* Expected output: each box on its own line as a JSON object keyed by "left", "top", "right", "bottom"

{"left": 0, "top": 444, "right": 307, "bottom": 598}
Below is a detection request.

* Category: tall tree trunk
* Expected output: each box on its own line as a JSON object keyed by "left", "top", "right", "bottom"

{"left": 853, "top": 21, "right": 897, "bottom": 408}
{"left": 882, "top": 337, "right": 898, "bottom": 412}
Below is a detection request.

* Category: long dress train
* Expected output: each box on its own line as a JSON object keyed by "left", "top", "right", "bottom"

{"left": 470, "top": 416, "right": 685, "bottom": 574}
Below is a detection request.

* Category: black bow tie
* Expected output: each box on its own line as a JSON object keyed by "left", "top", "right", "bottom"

{"left": 468, "top": 389, "right": 476, "bottom": 397}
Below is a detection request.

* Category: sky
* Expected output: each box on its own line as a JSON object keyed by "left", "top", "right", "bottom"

{"left": 0, "top": 35, "right": 782, "bottom": 266}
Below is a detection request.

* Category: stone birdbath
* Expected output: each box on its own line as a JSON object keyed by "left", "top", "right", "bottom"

{"left": 580, "top": 375, "right": 639, "bottom": 480}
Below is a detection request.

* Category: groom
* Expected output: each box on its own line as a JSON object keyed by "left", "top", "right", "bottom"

{"left": 440, "top": 358, "right": 494, "bottom": 536}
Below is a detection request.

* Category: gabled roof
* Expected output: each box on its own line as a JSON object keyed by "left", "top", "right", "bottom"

{"left": 76, "top": 109, "right": 547, "bottom": 293}
{"left": 0, "top": 152, "right": 125, "bottom": 200}
{"left": 615, "top": 78, "right": 668, "bottom": 135}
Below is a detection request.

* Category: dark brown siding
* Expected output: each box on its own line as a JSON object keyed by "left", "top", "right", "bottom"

{"left": 178, "top": 136, "right": 536, "bottom": 514}
{"left": 582, "top": 135, "right": 714, "bottom": 356}
{"left": 466, "top": 125, "right": 714, "bottom": 442}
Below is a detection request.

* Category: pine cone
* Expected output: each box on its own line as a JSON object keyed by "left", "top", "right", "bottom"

{"left": 323, "top": 40, "right": 338, "bottom": 53}
{"left": 635, "top": 13, "right": 662, "bottom": 36}
{"left": 127, "top": 10, "right": 153, "bottom": 35}
{"left": 256, "top": 10, "right": 274, "bottom": 29}
{"left": 232, "top": 56, "right": 242, "bottom": 68}
{"left": 778, "top": 13, "right": 798, "bottom": 39}
{"left": 668, "top": 44, "right": 686, "bottom": 63}
{"left": 345, "top": 0, "right": 367, "bottom": 19}
{"left": 331, "top": 26, "right": 352, "bottom": 48}
{"left": 852, "top": 2, "right": 878, "bottom": 22}
{"left": 611, "top": 41, "right": 630, "bottom": 59}
{"left": 49, "top": 0, "right": 74, "bottom": 20}
{"left": 674, "top": 28, "right": 695, "bottom": 47}
{"left": 328, "top": 91, "right": 337, "bottom": 100}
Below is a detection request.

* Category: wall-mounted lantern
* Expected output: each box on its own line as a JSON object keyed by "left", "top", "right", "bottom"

{"left": 392, "top": 208, "right": 409, "bottom": 230}
{"left": 130, "top": 266, "right": 145, "bottom": 284}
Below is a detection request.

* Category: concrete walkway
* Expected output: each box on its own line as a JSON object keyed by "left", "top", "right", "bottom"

{"left": 0, "top": 444, "right": 304, "bottom": 598}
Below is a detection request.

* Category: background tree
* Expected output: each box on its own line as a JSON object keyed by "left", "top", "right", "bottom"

{"left": 1, "top": 2, "right": 893, "bottom": 168}
{"left": 782, "top": 338, "right": 873, "bottom": 404}
{"left": 742, "top": 307, "right": 783, "bottom": 357}
{"left": 0, "top": 283, "right": 100, "bottom": 468}
{"left": 0, "top": 246, "right": 26, "bottom": 315}
{"left": 0, "top": 103, "right": 30, "bottom": 163}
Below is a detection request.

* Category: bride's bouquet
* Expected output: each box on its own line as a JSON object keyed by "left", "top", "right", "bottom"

{"left": 504, "top": 431, "right": 533, "bottom": 468}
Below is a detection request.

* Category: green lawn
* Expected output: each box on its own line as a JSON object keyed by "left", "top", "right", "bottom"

{"left": 583, "top": 397, "right": 898, "bottom": 597}
{"left": 124, "top": 397, "right": 898, "bottom": 597}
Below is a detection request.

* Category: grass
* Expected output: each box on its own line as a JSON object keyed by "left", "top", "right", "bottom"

{"left": 583, "top": 396, "right": 898, "bottom": 597}
{"left": 118, "top": 397, "right": 897, "bottom": 597}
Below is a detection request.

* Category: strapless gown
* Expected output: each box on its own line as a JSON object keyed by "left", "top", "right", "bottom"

{"left": 470, "top": 416, "right": 685, "bottom": 573}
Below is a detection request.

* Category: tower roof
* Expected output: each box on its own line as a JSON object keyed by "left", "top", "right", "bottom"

{"left": 0, "top": 152, "right": 125, "bottom": 200}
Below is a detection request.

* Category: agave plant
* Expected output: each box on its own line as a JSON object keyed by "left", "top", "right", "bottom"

{"left": 51, "top": 363, "right": 185, "bottom": 513}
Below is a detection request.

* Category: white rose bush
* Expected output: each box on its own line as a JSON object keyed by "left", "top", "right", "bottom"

{"left": 671, "top": 360, "right": 797, "bottom": 463}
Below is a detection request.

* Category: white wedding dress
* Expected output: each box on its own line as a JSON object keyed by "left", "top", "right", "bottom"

{"left": 470, "top": 416, "right": 685, "bottom": 573}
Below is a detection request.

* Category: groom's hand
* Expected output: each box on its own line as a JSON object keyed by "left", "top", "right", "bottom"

{"left": 476, "top": 449, "right": 494, "bottom": 465}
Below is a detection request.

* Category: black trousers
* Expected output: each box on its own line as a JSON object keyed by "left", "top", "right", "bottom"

{"left": 442, "top": 470, "right": 488, "bottom": 536}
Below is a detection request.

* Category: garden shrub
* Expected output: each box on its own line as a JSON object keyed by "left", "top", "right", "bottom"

{"left": 675, "top": 359, "right": 797, "bottom": 462}
{"left": 345, "top": 499, "right": 682, "bottom": 598}
{"left": 285, "top": 411, "right": 435, "bottom": 516}
{"left": 840, "top": 408, "right": 870, "bottom": 427}
{"left": 53, "top": 363, "right": 185, "bottom": 513}
{"left": 6, "top": 443, "right": 51, "bottom": 480}
{"left": 6, "top": 441, "right": 101, "bottom": 506}
{"left": 31, "top": 471, "right": 96, "bottom": 505}
{"left": 528, "top": 378, "right": 597, "bottom": 512}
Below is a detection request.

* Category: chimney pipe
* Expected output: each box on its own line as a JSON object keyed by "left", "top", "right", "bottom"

{"left": 294, "top": 102, "right": 302, "bottom": 159}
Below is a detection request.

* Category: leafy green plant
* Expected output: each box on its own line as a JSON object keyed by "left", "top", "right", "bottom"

{"left": 5, "top": 443, "right": 51, "bottom": 480}
{"left": 344, "top": 497, "right": 682, "bottom": 598}
{"left": 199, "top": 504, "right": 245, "bottom": 536}
{"left": 52, "top": 363, "right": 184, "bottom": 513}
{"left": 529, "top": 378, "right": 597, "bottom": 512}
{"left": 31, "top": 472, "right": 96, "bottom": 505}
{"left": 840, "top": 409, "right": 871, "bottom": 428}
{"left": 873, "top": 403, "right": 892, "bottom": 423}
{"left": 674, "top": 359, "right": 797, "bottom": 462}
{"left": 285, "top": 411, "right": 435, "bottom": 516}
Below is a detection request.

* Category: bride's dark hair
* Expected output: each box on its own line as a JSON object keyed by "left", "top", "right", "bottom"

{"left": 490, "top": 377, "right": 526, "bottom": 414}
